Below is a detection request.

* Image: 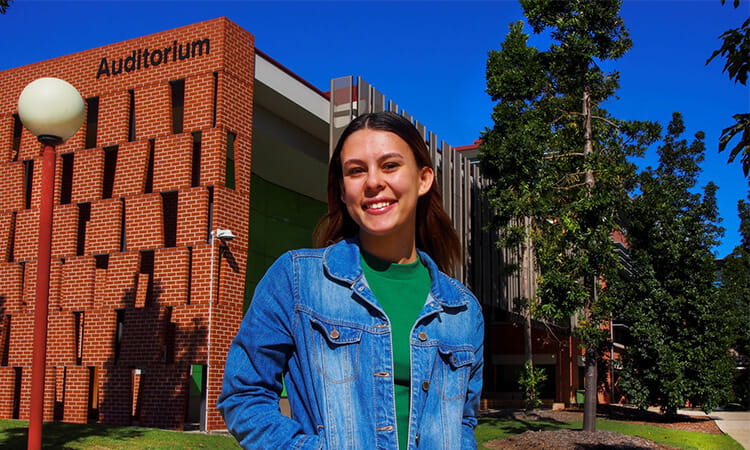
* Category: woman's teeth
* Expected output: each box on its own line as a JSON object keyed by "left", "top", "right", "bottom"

{"left": 367, "top": 201, "right": 391, "bottom": 210}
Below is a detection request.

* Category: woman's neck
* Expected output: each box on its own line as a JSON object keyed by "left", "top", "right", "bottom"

{"left": 359, "top": 232, "right": 418, "bottom": 265}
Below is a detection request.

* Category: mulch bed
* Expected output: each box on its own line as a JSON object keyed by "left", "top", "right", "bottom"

{"left": 482, "top": 404, "right": 722, "bottom": 449}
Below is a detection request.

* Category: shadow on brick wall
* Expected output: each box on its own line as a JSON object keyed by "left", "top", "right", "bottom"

{"left": 96, "top": 279, "right": 208, "bottom": 431}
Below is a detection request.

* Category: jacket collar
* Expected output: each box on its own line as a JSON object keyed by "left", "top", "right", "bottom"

{"left": 323, "top": 238, "right": 469, "bottom": 308}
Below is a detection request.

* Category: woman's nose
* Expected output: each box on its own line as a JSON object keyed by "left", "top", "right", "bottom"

{"left": 365, "top": 170, "right": 385, "bottom": 192}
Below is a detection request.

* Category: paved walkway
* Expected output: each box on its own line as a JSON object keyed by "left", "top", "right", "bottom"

{"left": 708, "top": 410, "right": 750, "bottom": 449}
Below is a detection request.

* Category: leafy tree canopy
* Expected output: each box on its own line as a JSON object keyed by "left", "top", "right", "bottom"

{"left": 612, "top": 112, "right": 735, "bottom": 414}
{"left": 706, "top": 0, "right": 750, "bottom": 176}
{"left": 479, "top": 0, "right": 659, "bottom": 431}
{"left": 0, "top": 1, "right": 11, "bottom": 14}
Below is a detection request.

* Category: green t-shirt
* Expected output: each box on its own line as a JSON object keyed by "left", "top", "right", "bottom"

{"left": 360, "top": 251, "right": 431, "bottom": 450}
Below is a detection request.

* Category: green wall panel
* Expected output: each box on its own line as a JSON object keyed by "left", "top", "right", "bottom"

{"left": 243, "top": 174, "right": 327, "bottom": 311}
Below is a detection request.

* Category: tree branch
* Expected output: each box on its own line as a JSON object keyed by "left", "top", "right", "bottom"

{"left": 592, "top": 115, "right": 620, "bottom": 128}
{"left": 543, "top": 152, "right": 586, "bottom": 160}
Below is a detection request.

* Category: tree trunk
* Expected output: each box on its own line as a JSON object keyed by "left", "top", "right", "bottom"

{"left": 583, "top": 89, "right": 595, "bottom": 189}
{"left": 583, "top": 343, "right": 598, "bottom": 431}
{"left": 522, "top": 217, "right": 534, "bottom": 409}
{"left": 581, "top": 87, "right": 598, "bottom": 432}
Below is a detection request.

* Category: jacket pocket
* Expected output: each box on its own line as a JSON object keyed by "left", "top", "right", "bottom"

{"left": 310, "top": 317, "right": 363, "bottom": 384}
{"left": 438, "top": 345, "right": 475, "bottom": 401}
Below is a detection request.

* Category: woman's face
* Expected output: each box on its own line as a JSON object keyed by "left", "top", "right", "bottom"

{"left": 339, "top": 128, "right": 434, "bottom": 245}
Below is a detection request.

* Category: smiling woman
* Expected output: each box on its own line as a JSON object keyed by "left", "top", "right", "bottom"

{"left": 315, "top": 111, "right": 461, "bottom": 275}
{"left": 219, "top": 111, "right": 485, "bottom": 450}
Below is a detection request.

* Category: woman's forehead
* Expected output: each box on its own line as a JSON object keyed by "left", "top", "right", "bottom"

{"left": 340, "top": 129, "right": 413, "bottom": 158}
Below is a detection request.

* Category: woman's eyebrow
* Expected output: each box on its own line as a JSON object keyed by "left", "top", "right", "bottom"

{"left": 378, "top": 152, "right": 405, "bottom": 162}
{"left": 341, "top": 158, "right": 365, "bottom": 167}
{"left": 342, "top": 152, "right": 404, "bottom": 167}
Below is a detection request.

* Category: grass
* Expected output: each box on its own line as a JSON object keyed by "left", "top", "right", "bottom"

{"left": 475, "top": 416, "right": 744, "bottom": 450}
{"left": 0, "top": 420, "right": 241, "bottom": 449}
{"left": 0, "top": 417, "right": 742, "bottom": 449}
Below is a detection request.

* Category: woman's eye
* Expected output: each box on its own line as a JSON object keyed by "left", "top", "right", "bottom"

{"left": 346, "top": 167, "right": 365, "bottom": 175}
{"left": 383, "top": 162, "right": 399, "bottom": 170}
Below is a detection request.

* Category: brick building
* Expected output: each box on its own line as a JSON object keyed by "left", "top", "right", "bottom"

{"left": 0, "top": 17, "right": 589, "bottom": 433}
{"left": 0, "top": 18, "right": 263, "bottom": 432}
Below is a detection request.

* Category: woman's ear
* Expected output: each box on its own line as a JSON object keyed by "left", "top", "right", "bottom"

{"left": 418, "top": 167, "right": 434, "bottom": 196}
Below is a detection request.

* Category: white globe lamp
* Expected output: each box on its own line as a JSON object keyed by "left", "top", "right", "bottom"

{"left": 17, "top": 77, "right": 85, "bottom": 143}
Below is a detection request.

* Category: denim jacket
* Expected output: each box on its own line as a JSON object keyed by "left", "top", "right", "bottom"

{"left": 218, "top": 238, "right": 484, "bottom": 449}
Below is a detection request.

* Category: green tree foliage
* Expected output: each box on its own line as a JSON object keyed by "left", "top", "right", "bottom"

{"left": 706, "top": 0, "right": 750, "bottom": 176}
{"left": 612, "top": 113, "right": 735, "bottom": 414}
{"left": 0, "top": 1, "right": 11, "bottom": 14}
{"left": 479, "top": 0, "right": 659, "bottom": 431}
{"left": 718, "top": 195, "right": 750, "bottom": 407}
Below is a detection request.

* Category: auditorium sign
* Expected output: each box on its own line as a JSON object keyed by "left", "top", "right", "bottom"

{"left": 97, "top": 38, "right": 210, "bottom": 78}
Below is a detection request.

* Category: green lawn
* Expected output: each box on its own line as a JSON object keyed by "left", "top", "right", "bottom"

{"left": 476, "top": 416, "right": 744, "bottom": 450}
{"left": 0, "top": 417, "right": 742, "bottom": 449}
{"left": 0, "top": 420, "right": 241, "bottom": 449}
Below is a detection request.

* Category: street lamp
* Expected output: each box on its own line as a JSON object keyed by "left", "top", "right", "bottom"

{"left": 18, "top": 77, "right": 85, "bottom": 450}
{"left": 205, "top": 228, "right": 234, "bottom": 431}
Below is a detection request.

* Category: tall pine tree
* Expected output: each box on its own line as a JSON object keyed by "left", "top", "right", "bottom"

{"left": 479, "top": 0, "right": 658, "bottom": 430}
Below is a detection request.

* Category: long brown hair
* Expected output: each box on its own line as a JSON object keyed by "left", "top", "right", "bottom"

{"left": 313, "top": 111, "right": 461, "bottom": 275}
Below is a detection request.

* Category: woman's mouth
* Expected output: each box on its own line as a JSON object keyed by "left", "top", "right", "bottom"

{"left": 364, "top": 201, "right": 395, "bottom": 212}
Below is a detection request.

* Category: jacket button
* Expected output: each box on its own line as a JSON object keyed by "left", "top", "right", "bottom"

{"left": 417, "top": 331, "right": 428, "bottom": 341}
{"left": 329, "top": 328, "right": 340, "bottom": 339}
{"left": 421, "top": 380, "right": 429, "bottom": 391}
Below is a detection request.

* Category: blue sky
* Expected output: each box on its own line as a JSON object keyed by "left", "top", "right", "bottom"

{"left": 2, "top": 0, "right": 747, "bottom": 256}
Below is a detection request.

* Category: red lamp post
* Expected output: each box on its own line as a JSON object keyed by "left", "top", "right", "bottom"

{"left": 17, "top": 78, "right": 85, "bottom": 450}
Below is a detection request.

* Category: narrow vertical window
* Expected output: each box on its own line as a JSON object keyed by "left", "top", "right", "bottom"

{"left": 60, "top": 152, "right": 74, "bottom": 205}
{"left": 186, "top": 246, "right": 193, "bottom": 304}
{"left": 170, "top": 79, "right": 185, "bottom": 134}
{"left": 23, "top": 159, "right": 34, "bottom": 209}
{"left": 161, "top": 191, "right": 178, "bottom": 248}
{"left": 54, "top": 367, "right": 66, "bottom": 421}
{"left": 76, "top": 202, "right": 91, "bottom": 256}
{"left": 114, "top": 309, "right": 125, "bottom": 364}
{"left": 19, "top": 262, "right": 26, "bottom": 305}
{"left": 119, "top": 198, "right": 126, "bottom": 252}
{"left": 12, "top": 367, "right": 22, "bottom": 419}
{"left": 102, "top": 145, "right": 118, "bottom": 199}
{"left": 138, "top": 250, "right": 155, "bottom": 307}
{"left": 85, "top": 97, "right": 99, "bottom": 149}
{"left": 191, "top": 131, "right": 202, "bottom": 187}
{"left": 7, "top": 212, "right": 16, "bottom": 262}
{"left": 212, "top": 71, "right": 218, "bottom": 128}
{"left": 162, "top": 306, "right": 175, "bottom": 364}
{"left": 226, "top": 131, "right": 236, "bottom": 190}
{"left": 127, "top": 89, "right": 136, "bottom": 142}
{"left": 12, "top": 114, "right": 22, "bottom": 161}
{"left": 74, "top": 311, "right": 84, "bottom": 365}
{"left": 131, "top": 368, "right": 143, "bottom": 422}
{"left": 1, "top": 314, "right": 11, "bottom": 367}
{"left": 144, "top": 139, "right": 155, "bottom": 194}
{"left": 206, "top": 186, "right": 214, "bottom": 242}
{"left": 87, "top": 366, "right": 100, "bottom": 422}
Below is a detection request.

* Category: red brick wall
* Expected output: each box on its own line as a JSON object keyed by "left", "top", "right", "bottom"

{"left": 71, "top": 148, "right": 104, "bottom": 204}
{"left": 51, "top": 203, "right": 78, "bottom": 259}
{"left": 0, "top": 18, "right": 254, "bottom": 431}
{"left": 85, "top": 198, "right": 123, "bottom": 255}
{"left": 111, "top": 140, "right": 149, "bottom": 198}
{"left": 63, "top": 366, "right": 93, "bottom": 424}
{"left": 152, "top": 133, "right": 194, "bottom": 192}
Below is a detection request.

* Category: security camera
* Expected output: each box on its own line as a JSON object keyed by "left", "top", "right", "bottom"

{"left": 215, "top": 229, "right": 235, "bottom": 241}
